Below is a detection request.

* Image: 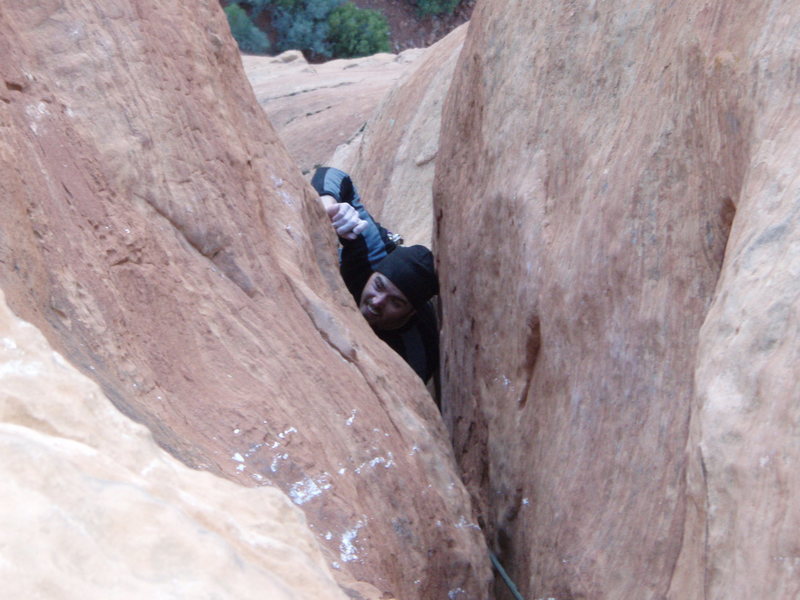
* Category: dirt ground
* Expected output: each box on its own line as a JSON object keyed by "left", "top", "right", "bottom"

{"left": 352, "top": 0, "right": 475, "bottom": 53}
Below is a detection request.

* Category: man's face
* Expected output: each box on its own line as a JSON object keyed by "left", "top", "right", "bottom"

{"left": 359, "top": 272, "right": 415, "bottom": 330}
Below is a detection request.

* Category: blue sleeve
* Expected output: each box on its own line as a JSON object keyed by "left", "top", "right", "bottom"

{"left": 311, "top": 167, "right": 393, "bottom": 270}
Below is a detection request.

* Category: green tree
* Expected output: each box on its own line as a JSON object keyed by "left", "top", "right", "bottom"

{"left": 225, "top": 3, "right": 271, "bottom": 53}
{"left": 240, "top": 0, "right": 267, "bottom": 16}
{"left": 415, "top": 0, "right": 459, "bottom": 17}
{"left": 271, "top": 0, "right": 344, "bottom": 58}
{"left": 327, "top": 3, "right": 390, "bottom": 58}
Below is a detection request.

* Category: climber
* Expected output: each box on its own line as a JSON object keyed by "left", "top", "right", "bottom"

{"left": 311, "top": 167, "right": 439, "bottom": 386}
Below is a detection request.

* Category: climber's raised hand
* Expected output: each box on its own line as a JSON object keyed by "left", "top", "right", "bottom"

{"left": 324, "top": 200, "right": 368, "bottom": 240}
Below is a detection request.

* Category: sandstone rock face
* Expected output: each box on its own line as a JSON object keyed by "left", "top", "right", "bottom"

{"left": 0, "top": 289, "right": 348, "bottom": 600}
{"left": 243, "top": 25, "right": 466, "bottom": 250}
{"left": 339, "top": 24, "right": 468, "bottom": 249}
{"left": 436, "top": 1, "right": 800, "bottom": 598}
{"left": 0, "top": 2, "right": 489, "bottom": 598}
{"left": 243, "top": 49, "right": 423, "bottom": 176}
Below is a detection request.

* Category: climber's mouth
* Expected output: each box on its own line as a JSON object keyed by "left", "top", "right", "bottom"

{"left": 360, "top": 301, "right": 382, "bottom": 324}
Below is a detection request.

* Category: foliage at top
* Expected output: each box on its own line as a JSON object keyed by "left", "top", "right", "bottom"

{"left": 225, "top": 3, "right": 270, "bottom": 54}
{"left": 226, "top": 0, "right": 467, "bottom": 59}
{"left": 414, "top": 0, "right": 460, "bottom": 17}
{"left": 239, "top": 0, "right": 271, "bottom": 16}
{"left": 271, "top": 0, "right": 345, "bottom": 58}
{"left": 327, "top": 2, "right": 391, "bottom": 58}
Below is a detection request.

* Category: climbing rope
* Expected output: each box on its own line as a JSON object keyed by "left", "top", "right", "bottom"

{"left": 489, "top": 551, "right": 527, "bottom": 600}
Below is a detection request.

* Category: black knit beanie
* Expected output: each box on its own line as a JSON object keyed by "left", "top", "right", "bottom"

{"left": 374, "top": 245, "right": 438, "bottom": 312}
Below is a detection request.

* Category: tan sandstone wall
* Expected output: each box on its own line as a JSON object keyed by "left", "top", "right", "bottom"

{"left": 0, "top": 2, "right": 490, "bottom": 598}
{"left": 243, "top": 48, "right": 424, "bottom": 176}
{"left": 242, "top": 25, "right": 467, "bottom": 250}
{"left": 0, "top": 289, "right": 348, "bottom": 600}
{"left": 340, "top": 24, "right": 468, "bottom": 249}
{"left": 436, "top": 1, "right": 799, "bottom": 599}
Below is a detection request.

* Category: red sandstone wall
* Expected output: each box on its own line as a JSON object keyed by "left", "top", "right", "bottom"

{"left": 436, "top": 1, "right": 800, "bottom": 598}
{"left": 0, "top": 2, "right": 490, "bottom": 598}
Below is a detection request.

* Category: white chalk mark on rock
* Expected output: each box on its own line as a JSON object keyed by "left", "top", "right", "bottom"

{"left": 354, "top": 452, "right": 395, "bottom": 474}
{"left": 455, "top": 515, "right": 481, "bottom": 530}
{"left": 340, "top": 520, "right": 365, "bottom": 562}
{"left": 278, "top": 426, "right": 298, "bottom": 439}
{"left": 289, "top": 474, "right": 331, "bottom": 505}
{"left": 270, "top": 452, "right": 289, "bottom": 473}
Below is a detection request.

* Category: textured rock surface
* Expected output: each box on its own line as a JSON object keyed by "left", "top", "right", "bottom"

{"left": 243, "top": 49, "right": 423, "bottom": 176}
{"left": 337, "top": 24, "right": 467, "bottom": 248}
{"left": 0, "top": 2, "right": 489, "bottom": 599}
{"left": 0, "top": 289, "right": 348, "bottom": 600}
{"left": 436, "top": 1, "right": 800, "bottom": 599}
{"left": 244, "top": 25, "right": 466, "bottom": 249}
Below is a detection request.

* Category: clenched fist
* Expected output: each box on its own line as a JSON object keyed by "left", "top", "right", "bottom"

{"left": 325, "top": 201, "right": 368, "bottom": 240}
